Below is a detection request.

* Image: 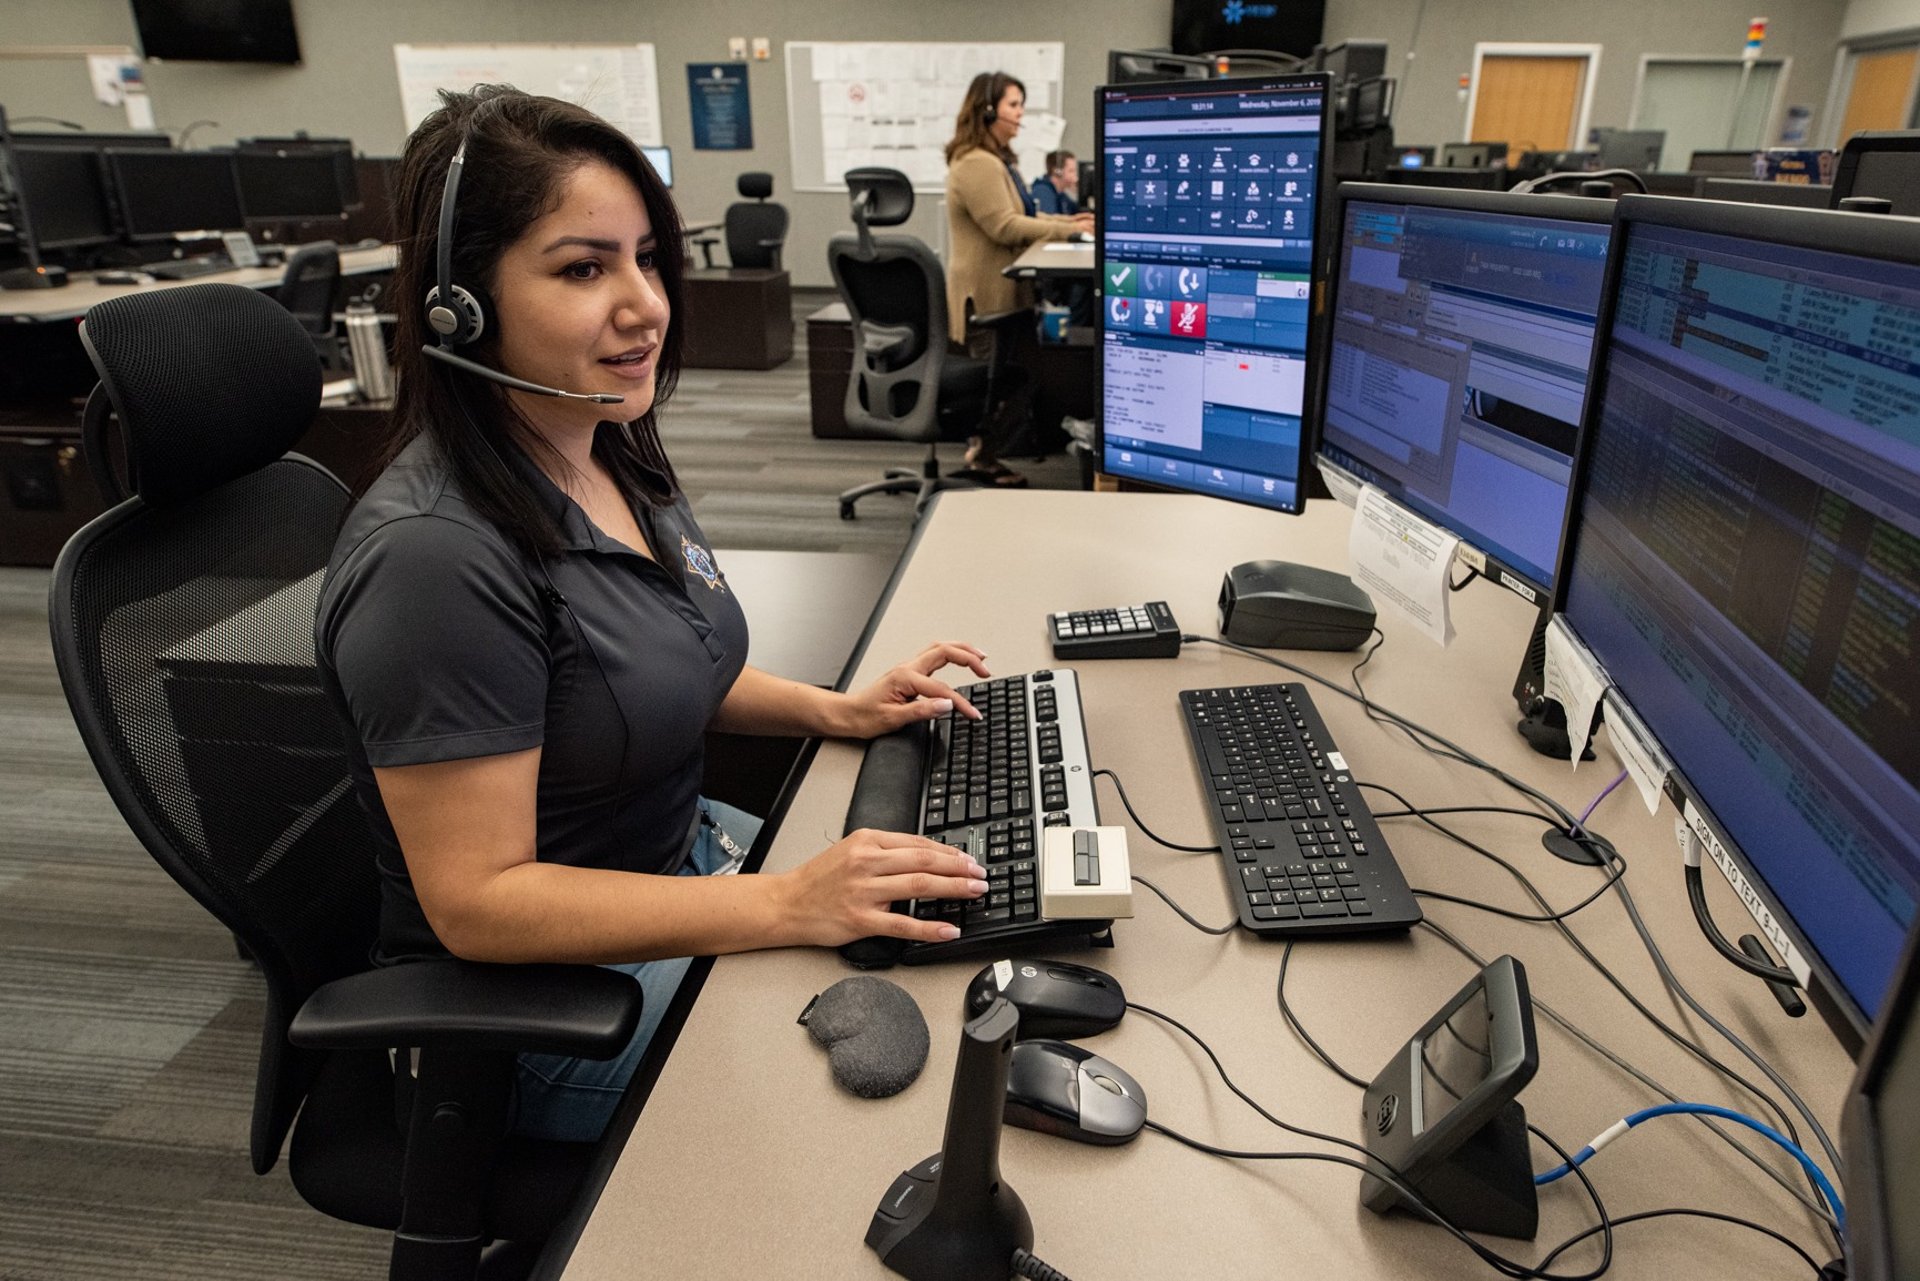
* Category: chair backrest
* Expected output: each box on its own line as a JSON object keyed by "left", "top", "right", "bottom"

{"left": 279, "top": 241, "right": 341, "bottom": 338}
{"left": 724, "top": 172, "right": 788, "bottom": 270}
{"left": 826, "top": 168, "right": 953, "bottom": 442}
{"left": 49, "top": 284, "right": 381, "bottom": 1175}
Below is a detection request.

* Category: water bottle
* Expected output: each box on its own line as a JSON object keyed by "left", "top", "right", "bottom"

{"left": 343, "top": 301, "right": 393, "bottom": 404}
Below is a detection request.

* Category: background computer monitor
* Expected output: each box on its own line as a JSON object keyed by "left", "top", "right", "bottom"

{"left": 7, "top": 146, "right": 117, "bottom": 251}
{"left": 1096, "top": 73, "right": 1333, "bottom": 512}
{"left": 1316, "top": 184, "right": 1613, "bottom": 600}
{"left": 234, "top": 151, "right": 346, "bottom": 222}
{"left": 1106, "top": 50, "right": 1213, "bottom": 85}
{"left": 1556, "top": 195, "right": 1920, "bottom": 1039}
{"left": 1588, "top": 127, "right": 1665, "bottom": 171}
{"left": 1698, "top": 176, "right": 1833, "bottom": 207}
{"left": 106, "top": 150, "right": 245, "bottom": 239}
{"left": 1440, "top": 141, "right": 1506, "bottom": 169}
{"left": 9, "top": 130, "right": 170, "bottom": 151}
{"left": 1831, "top": 130, "right": 1920, "bottom": 215}
{"left": 237, "top": 136, "right": 358, "bottom": 208}
{"left": 641, "top": 145, "right": 673, "bottom": 188}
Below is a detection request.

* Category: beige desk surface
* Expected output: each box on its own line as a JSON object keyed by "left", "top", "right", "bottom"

{"left": 559, "top": 490, "right": 1852, "bottom": 1280}
{"left": 0, "top": 243, "right": 397, "bottom": 324}
{"left": 1006, "top": 239, "right": 1094, "bottom": 279}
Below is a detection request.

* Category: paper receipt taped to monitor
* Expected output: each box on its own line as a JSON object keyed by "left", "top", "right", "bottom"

{"left": 1542, "top": 616, "right": 1607, "bottom": 770}
{"left": 1347, "top": 485, "right": 1459, "bottom": 647}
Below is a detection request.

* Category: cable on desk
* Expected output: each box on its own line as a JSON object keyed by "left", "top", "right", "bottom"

{"left": 1182, "top": 631, "right": 1846, "bottom": 1250}
{"left": 1533, "top": 1208, "right": 1823, "bottom": 1278}
{"left": 1450, "top": 566, "right": 1482, "bottom": 592}
{"left": 1143, "top": 1119, "right": 1615, "bottom": 1281}
{"left": 1356, "top": 779, "right": 1626, "bottom": 924}
{"left": 1009, "top": 1246, "right": 1072, "bottom": 1281}
{"left": 1573, "top": 769, "right": 1629, "bottom": 835}
{"left": 1534, "top": 1104, "right": 1843, "bottom": 1232}
{"left": 1276, "top": 942, "right": 1369, "bottom": 1087}
{"left": 1092, "top": 768, "right": 1218, "bottom": 852}
{"left": 1131, "top": 875, "right": 1237, "bottom": 935}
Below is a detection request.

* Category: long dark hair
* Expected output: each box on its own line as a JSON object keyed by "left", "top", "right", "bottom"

{"left": 945, "top": 71, "right": 1024, "bottom": 165}
{"left": 382, "top": 84, "right": 686, "bottom": 556}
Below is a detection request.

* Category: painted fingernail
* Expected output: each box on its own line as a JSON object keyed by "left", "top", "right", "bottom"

{"left": 966, "top": 859, "right": 986, "bottom": 877}
{"left": 930, "top": 698, "right": 954, "bottom": 714}
{"left": 937, "top": 924, "right": 961, "bottom": 940}
{"left": 968, "top": 879, "right": 989, "bottom": 895}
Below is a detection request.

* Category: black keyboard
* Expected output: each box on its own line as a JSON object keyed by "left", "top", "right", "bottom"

{"left": 143, "top": 258, "right": 234, "bottom": 280}
{"left": 1179, "top": 683, "right": 1421, "bottom": 936}
{"left": 840, "top": 670, "right": 1107, "bottom": 967}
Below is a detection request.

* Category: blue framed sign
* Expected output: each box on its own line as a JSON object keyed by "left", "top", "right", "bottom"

{"left": 688, "top": 62, "right": 752, "bottom": 150}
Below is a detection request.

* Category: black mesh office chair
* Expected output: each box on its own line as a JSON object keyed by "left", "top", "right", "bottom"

{"left": 693, "top": 172, "right": 789, "bottom": 269}
{"left": 828, "top": 168, "right": 1027, "bottom": 520}
{"left": 278, "top": 240, "right": 341, "bottom": 365}
{"left": 49, "top": 283, "right": 642, "bottom": 1281}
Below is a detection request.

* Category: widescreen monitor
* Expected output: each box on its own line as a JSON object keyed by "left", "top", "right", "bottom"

{"left": 1096, "top": 73, "right": 1333, "bottom": 512}
{"left": 106, "top": 150, "right": 246, "bottom": 239}
{"left": 1831, "top": 131, "right": 1920, "bottom": 216}
{"left": 1316, "top": 184, "right": 1613, "bottom": 599}
{"left": 1556, "top": 195, "right": 1920, "bottom": 1038}
{"left": 8, "top": 146, "right": 117, "bottom": 250}
{"left": 234, "top": 151, "right": 346, "bottom": 221}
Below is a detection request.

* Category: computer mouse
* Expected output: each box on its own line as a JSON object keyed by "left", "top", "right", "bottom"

{"left": 965, "top": 958, "right": 1125, "bottom": 1039}
{"left": 1004, "top": 1038, "right": 1146, "bottom": 1145}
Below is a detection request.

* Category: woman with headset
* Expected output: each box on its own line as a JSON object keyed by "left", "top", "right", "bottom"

{"left": 314, "top": 85, "right": 992, "bottom": 1143}
{"left": 943, "top": 71, "right": 1094, "bottom": 486}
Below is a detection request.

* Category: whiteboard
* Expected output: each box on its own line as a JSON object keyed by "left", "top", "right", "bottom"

{"left": 393, "top": 43, "right": 663, "bottom": 147}
{"left": 786, "top": 42, "right": 1067, "bottom": 194}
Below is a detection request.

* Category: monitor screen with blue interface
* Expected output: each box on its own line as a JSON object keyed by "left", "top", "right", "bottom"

{"left": 1320, "top": 192, "right": 1610, "bottom": 594}
{"left": 1097, "top": 74, "right": 1328, "bottom": 512}
{"left": 1562, "top": 205, "right": 1920, "bottom": 1028}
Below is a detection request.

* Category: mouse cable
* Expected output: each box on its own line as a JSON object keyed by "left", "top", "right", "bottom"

{"left": 1008, "top": 1247, "right": 1072, "bottom": 1281}
{"left": 1414, "top": 918, "right": 1844, "bottom": 1237}
{"left": 1275, "top": 920, "right": 1841, "bottom": 1234}
{"left": 1533, "top": 1102, "right": 1844, "bottom": 1233}
{"left": 1178, "top": 633, "right": 1843, "bottom": 1237}
{"left": 1130, "top": 875, "right": 1237, "bottom": 935}
{"left": 1353, "top": 781, "right": 1626, "bottom": 923}
{"left": 1351, "top": 778, "right": 1831, "bottom": 1215}
{"left": 1121, "top": 998, "right": 1620, "bottom": 1281}
{"left": 1144, "top": 1119, "right": 1615, "bottom": 1281}
{"left": 1091, "top": 768, "right": 1218, "bottom": 852}
{"left": 1536, "top": 1208, "right": 1823, "bottom": 1279}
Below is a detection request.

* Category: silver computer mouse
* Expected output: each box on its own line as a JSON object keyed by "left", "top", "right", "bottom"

{"left": 1003, "top": 1038, "right": 1147, "bottom": 1145}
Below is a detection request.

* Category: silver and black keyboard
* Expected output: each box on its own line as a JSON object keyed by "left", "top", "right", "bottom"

{"left": 840, "top": 669, "right": 1106, "bottom": 967}
{"left": 1179, "top": 683, "right": 1422, "bottom": 937}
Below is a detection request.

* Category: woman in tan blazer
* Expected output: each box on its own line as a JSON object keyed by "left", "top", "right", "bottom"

{"left": 944, "top": 70, "right": 1093, "bottom": 482}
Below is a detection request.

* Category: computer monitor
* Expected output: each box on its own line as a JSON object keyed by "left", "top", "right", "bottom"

{"left": 237, "top": 136, "right": 358, "bottom": 208}
{"left": 1844, "top": 914, "right": 1920, "bottom": 1278}
{"left": 1107, "top": 50, "right": 1213, "bottom": 85}
{"left": 9, "top": 130, "right": 170, "bottom": 151}
{"left": 106, "top": 149, "right": 246, "bottom": 239}
{"left": 234, "top": 151, "right": 346, "bottom": 222}
{"left": 1556, "top": 195, "right": 1920, "bottom": 1039}
{"left": 641, "top": 145, "right": 673, "bottom": 188}
{"left": 1316, "top": 185, "right": 1612, "bottom": 602}
{"left": 1831, "top": 131, "right": 1920, "bottom": 215}
{"left": 1687, "top": 149, "right": 1759, "bottom": 177}
{"left": 1587, "top": 127, "right": 1665, "bottom": 171}
{"left": 8, "top": 145, "right": 117, "bottom": 250}
{"left": 1096, "top": 73, "right": 1333, "bottom": 512}
{"left": 1440, "top": 141, "right": 1506, "bottom": 169}
{"left": 1698, "top": 176, "right": 1834, "bottom": 208}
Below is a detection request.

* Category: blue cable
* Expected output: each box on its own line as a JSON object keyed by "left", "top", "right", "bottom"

{"left": 1534, "top": 1102, "right": 1844, "bottom": 1231}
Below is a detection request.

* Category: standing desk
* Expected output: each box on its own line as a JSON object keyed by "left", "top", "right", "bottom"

{"left": 547, "top": 491, "right": 1854, "bottom": 1280}
{"left": 0, "top": 243, "right": 399, "bottom": 325}
{"left": 1003, "top": 240, "right": 1094, "bottom": 282}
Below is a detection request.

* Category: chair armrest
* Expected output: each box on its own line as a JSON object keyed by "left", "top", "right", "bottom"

{"left": 965, "top": 307, "right": 1031, "bottom": 337}
{"left": 289, "top": 960, "right": 643, "bottom": 1061}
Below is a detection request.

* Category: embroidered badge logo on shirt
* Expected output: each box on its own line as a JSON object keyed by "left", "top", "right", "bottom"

{"left": 681, "top": 533, "right": 726, "bottom": 592}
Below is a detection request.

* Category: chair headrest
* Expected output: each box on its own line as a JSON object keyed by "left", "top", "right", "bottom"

{"left": 79, "top": 283, "right": 322, "bottom": 507}
{"left": 846, "top": 168, "right": 914, "bottom": 226}
{"left": 737, "top": 171, "right": 774, "bottom": 200}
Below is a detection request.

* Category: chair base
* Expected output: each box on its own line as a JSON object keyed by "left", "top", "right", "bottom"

{"left": 838, "top": 443, "right": 981, "bottom": 521}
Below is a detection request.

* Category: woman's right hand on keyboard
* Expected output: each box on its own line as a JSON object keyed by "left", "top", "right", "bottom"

{"left": 778, "top": 830, "right": 988, "bottom": 946}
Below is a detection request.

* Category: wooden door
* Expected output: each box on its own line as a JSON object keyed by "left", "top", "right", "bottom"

{"left": 1839, "top": 46, "right": 1919, "bottom": 141}
{"left": 1470, "top": 54, "right": 1590, "bottom": 156}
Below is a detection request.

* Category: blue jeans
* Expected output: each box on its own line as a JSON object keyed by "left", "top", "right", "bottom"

{"left": 508, "top": 796, "right": 763, "bottom": 1142}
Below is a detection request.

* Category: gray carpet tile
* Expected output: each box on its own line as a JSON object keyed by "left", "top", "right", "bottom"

{"left": 0, "top": 286, "right": 1089, "bottom": 1278}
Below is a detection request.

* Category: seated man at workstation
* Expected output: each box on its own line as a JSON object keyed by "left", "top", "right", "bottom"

{"left": 1030, "top": 150, "right": 1080, "bottom": 216}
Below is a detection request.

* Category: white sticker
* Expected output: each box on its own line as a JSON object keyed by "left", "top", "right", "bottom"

{"left": 1543, "top": 616, "right": 1607, "bottom": 770}
{"left": 1682, "top": 803, "right": 1814, "bottom": 987}
{"left": 1326, "top": 751, "right": 1349, "bottom": 773}
{"left": 1456, "top": 543, "right": 1488, "bottom": 574}
{"left": 1497, "top": 570, "right": 1538, "bottom": 603}
{"left": 1347, "top": 485, "right": 1460, "bottom": 647}
{"left": 992, "top": 959, "right": 1013, "bottom": 990}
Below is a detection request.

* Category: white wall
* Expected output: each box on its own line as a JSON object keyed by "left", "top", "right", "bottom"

{"left": 1841, "top": 0, "right": 1920, "bottom": 39}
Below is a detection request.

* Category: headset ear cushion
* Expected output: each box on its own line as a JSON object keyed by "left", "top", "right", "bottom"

{"left": 424, "top": 281, "right": 490, "bottom": 346}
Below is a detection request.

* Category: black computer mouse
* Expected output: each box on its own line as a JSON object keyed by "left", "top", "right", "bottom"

{"left": 1004, "top": 1039, "right": 1147, "bottom": 1145}
{"left": 965, "top": 959, "right": 1126, "bottom": 1039}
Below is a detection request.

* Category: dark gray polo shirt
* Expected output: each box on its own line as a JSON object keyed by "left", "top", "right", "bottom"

{"left": 315, "top": 433, "right": 749, "bottom": 963}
